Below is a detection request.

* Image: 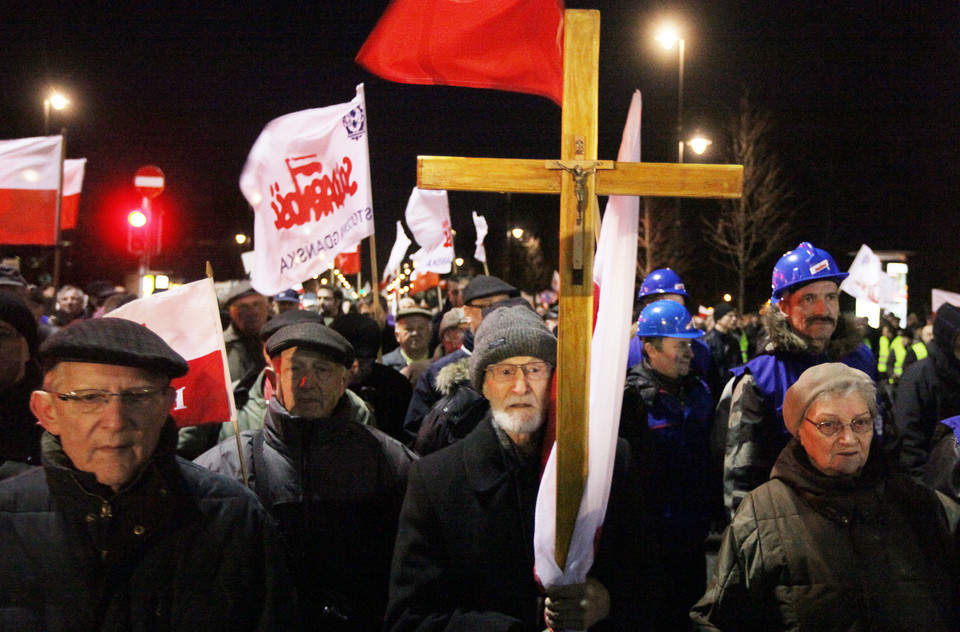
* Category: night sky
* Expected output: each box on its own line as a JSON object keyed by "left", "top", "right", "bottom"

{"left": 4, "top": 1, "right": 959, "bottom": 313}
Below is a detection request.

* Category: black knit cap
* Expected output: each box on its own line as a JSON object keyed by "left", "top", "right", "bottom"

{"left": 713, "top": 302, "right": 736, "bottom": 321}
{"left": 40, "top": 318, "right": 188, "bottom": 378}
{"left": 330, "top": 313, "right": 380, "bottom": 358}
{"left": 934, "top": 303, "right": 960, "bottom": 352}
{"left": 265, "top": 321, "right": 355, "bottom": 367}
{"left": 461, "top": 275, "right": 520, "bottom": 305}
{"left": 259, "top": 309, "right": 325, "bottom": 343}
{"left": 0, "top": 292, "right": 38, "bottom": 355}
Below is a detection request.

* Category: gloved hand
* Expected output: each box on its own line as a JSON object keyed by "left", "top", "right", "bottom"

{"left": 543, "top": 575, "right": 610, "bottom": 631}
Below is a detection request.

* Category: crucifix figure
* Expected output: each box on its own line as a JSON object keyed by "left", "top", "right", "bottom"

{"left": 416, "top": 10, "right": 743, "bottom": 567}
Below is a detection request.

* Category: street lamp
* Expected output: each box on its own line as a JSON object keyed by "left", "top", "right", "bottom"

{"left": 43, "top": 91, "right": 70, "bottom": 135}
{"left": 687, "top": 134, "right": 712, "bottom": 155}
{"left": 656, "top": 26, "right": 684, "bottom": 163}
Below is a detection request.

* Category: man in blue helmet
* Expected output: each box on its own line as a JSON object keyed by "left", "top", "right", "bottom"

{"left": 716, "top": 242, "right": 876, "bottom": 518}
{"left": 627, "top": 268, "right": 711, "bottom": 382}
{"left": 620, "top": 300, "right": 718, "bottom": 632}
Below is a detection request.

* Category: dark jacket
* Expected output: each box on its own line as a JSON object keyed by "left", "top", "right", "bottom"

{"left": 702, "top": 328, "right": 744, "bottom": 406}
{"left": 893, "top": 339, "right": 960, "bottom": 478}
{"left": 352, "top": 361, "right": 414, "bottom": 443}
{"left": 0, "top": 421, "right": 298, "bottom": 631}
{"left": 717, "top": 307, "right": 877, "bottom": 515}
{"left": 0, "top": 359, "right": 43, "bottom": 477}
{"left": 692, "top": 437, "right": 960, "bottom": 631}
{"left": 387, "top": 416, "right": 648, "bottom": 632}
{"left": 412, "top": 356, "right": 488, "bottom": 456}
{"left": 402, "top": 334, "right": 473, "bottom": 444}
{"left": 196, "top": 396, "right": 416, "bottom": 631}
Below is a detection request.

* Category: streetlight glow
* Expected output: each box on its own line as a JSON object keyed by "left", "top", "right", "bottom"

{"left": 687, "top": 135, "right": 712, "bottom": 155}
{"left": 235, "top": 233, "right": 247, "bottom": 245}
{"left": 655, "top": 26, "right": 680, "bottom": 49}
{"left": 511, "top": 228, "right": 524, "bottom": 239}
{"left": 48, "top": 93, "right": 69, "bottom": 110}
{"left": 128, "top": 210, "right": 147, "bottom": 227}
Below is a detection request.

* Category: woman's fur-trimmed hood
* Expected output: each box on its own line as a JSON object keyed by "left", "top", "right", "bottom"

{"left": 759, "top": 303, "right": 864, "bottom": 360}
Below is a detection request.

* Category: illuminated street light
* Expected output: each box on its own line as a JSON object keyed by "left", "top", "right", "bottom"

{"left": 687, "top": 135, "right": 712, "bottom": 155}
{"left": 511, "top": 228, "right": 524, "bottom": 239}
{"left": 235, "top": 233, "right": 248, "bottom": 245}
{"left": 454, "top": 257, "right": 464, "bottom": 267}
{"left": 723, "top": 293, "right": 732, "bottom": 302}
{"left": 655, "top": 25, "right": 685, "bottom": 163}
{"left": 43, "top": 91, "right": 70, "bottom": 135}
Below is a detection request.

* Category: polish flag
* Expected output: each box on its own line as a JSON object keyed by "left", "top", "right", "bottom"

{"left": 472, "top": 211, "right": 488, "bottom": 263}
{"left": 405, "top": 187, "right": 454, "bottom": 274}
{"left": 108, "top": 278, "right": 236, "bottom": 428}
{"left": 0, "top": 136, "right": 87, "bottom": 245}
{"left": 335, "top": 242, "right": 361, "bottom": 275}
{"left": 382, "top": 220, "right": 412, "bottom": 284}
{"left": 534, "top": 91, "right": 641, "bottom": 588}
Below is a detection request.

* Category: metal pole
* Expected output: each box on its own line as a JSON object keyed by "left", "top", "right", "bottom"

{"left": 674, "top": 39, "right": 685, "bottom": 260}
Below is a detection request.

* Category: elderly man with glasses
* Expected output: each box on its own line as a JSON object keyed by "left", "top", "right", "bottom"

{"left": 0, "top": 318, "right": 298, "bottom": 630}
{"left": 387, "top": 305, "right": 647, "bottom": 631}
{"left": 692, "top": 363, "right": 960, "bottom": 631}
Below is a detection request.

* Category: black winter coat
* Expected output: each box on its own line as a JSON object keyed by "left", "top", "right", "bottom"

{"left": 692, "top": 437, "right": 960, "bottom": 631}
{"left": 0, "top": 422, "right": 298, "bottom": 631}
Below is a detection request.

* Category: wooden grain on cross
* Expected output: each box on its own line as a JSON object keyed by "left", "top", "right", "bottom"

{"left": 417, "top": 9, "right": 743, "bottom": 569}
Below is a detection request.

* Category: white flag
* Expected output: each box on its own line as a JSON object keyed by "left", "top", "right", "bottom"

{"left": 108, "top": 278, "right": 236, "bottom": 428}
{"left": 534, "top": 91, "right": 641, "bottom": 589}
{"left": 240, "top": 84, "right": 375, "bottom": 295}
{"left": 839, "top": 244, "right": 897, "bottom": 309}
{"left": 933, "top": 289, "right": 960, "bottom": 313}
{"left": 472, "top": 211, "right": 488, "bottom": 263}
{"left": 383, "top": 220, "right": 412, "bottom": 283}
{"left": 405, "top": 187, "right": 453, "bottom": 274}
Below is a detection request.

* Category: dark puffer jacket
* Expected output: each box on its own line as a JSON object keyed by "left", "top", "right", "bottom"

{"left": 413, "top": 356, "right": 488, "bottom": 456}
{"left": 0, "top": 421, "right": 298, "bottom": 631}
{"left": 692, "top": 437, "right": 960, "bottom": 631}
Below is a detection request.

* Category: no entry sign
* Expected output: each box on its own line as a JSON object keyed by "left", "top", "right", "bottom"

{"left": 134, "top": 165, "right": 165, "bottom": 199}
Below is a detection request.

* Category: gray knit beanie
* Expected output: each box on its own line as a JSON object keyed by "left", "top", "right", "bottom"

{"left": 469, "top": 305, "right": 557, "bottom": 391}
{"left": 782, "top": 363, "right": 877, "bottom": 436}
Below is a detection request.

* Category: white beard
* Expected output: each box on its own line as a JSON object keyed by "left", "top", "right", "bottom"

{"left": 490, "top": 405, "right": 545, "bottom": 437}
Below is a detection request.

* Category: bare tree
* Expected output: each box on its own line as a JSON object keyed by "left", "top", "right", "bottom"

{"left": 703, "top": 95, "right": 796, "bottom": 313}
{"left": 637, "top": 197, "right": 696, "bottom": 280}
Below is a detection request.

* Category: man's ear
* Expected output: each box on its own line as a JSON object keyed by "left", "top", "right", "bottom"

{"left": 30, "top": 390, "right": 61, "bottom": 435}
{"left": 264, "top": 364, "right": 277, "bottom": 391}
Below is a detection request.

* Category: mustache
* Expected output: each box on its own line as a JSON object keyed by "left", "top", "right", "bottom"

{"left": 805, "top": 316, "right": 837, "bottom": 327}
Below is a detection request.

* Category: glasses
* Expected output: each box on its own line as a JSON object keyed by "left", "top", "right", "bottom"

{"left": 804, "top": 415, "right": 873, "bottom": 437}
{"left": 47, "top": 387, "right": 171, "bottom": 415}
{"left": 485, "top": 362, "right": 552, "bottom": 383}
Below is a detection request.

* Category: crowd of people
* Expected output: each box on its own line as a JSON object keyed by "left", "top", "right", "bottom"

{"left": 2, "top": 241, "right": 960, "bottom": 630}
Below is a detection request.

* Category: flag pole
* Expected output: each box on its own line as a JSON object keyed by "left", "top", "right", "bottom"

{"left": 368, "top": 232, "right": 382, "bottom": 326}
{"left": 52, "top": 131, "right": 66, "bottom": 288}
{"left": 209, "top": 261, "right": 250, "bottom": 489}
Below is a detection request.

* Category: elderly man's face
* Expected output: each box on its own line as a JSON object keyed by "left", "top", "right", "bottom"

{"left": 779, "top": 280, "right": 839, "bottom": 352}
{"left": 463, "top": 293, "right": 511, "bottom": 334}
{"left": 482, "top": 355, "right": 552, "bottom": 441}
{"left": 31, "top": 362, "right": 174, "bottom": 491}
{"left": 275, "top": 347, "right": 348, "bottom": 419}
{"left": 395, "top": 315, "right": 431, "bottom": 355}
{"left": 229, "top": 294, "right": 270, "bottom": 335}
{"left": 644, "top": 337, "right": 694, "bottom": 379}
{"left": 798, "top": 392, "right": 873, "bottom": 477}
{"left": 57, "top": 287, "right": 85, "bottom": 317}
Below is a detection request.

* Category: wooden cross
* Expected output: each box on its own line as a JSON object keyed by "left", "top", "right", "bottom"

{"left": 417, "top": 9, "right": 742, "bottom": 568}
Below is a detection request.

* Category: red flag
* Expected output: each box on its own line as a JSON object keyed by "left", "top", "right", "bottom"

{"left": 335, "top": 242, "right": 361, "bottom": 275}
{"left": 0, "top": 136, "right": 65, "bottom": 245}
{"left": 408, "top": 271, "right": 439, "bottom": 295}
{"left": 356, "top": 0, "right": 565, "bottom": 105}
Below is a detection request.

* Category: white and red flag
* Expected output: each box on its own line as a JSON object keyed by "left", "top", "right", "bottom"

{"left": 405, "top": 187, "right": 454, "bottom": 274}
{"left": 0, "top": 136, "right": 86, "bottom": 245}
{"left": 240, "top": 85, "right": 375, "bottom": 295}
{"left": 382, "top": 220, "right": 412, "bottom": 284}
{"left": 534, "top": 91, "right": 641, "bottom": 590}
{"left": 472, "top": 210, "right": 488, "bottom": 263}
{"left": 108, "top": 278, "right": 235, "bottom": 428}
{"left": 839, "top": 244, "right": 897, "bottom": 310}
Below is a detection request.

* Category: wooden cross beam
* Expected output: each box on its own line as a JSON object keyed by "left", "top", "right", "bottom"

{"left": 417, "top": 9, "right": 742, "bottom": 568}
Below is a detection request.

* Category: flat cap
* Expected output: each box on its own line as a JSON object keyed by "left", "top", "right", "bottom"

{"left": 41, "top": 318, "right": 188, "bottom": 378}
{"left": 223, "top": 280, "right": 263, "bottom": 308}
{"left": 396, "top": 307, "right": 433, "bottom": 321}
{"left": 462, "top": 275, "right": 520, "bottom": 305}
{"left": 439, "top": 307, "right": 466, "bottom": 334}
{"left": 259, "top": 309, "right": 325, "bottom": 342}
{"left": 0, "top": 265, "right": 28, "bottom": 288}
{"left": 265, "top": 321, "right": 355, "bottom": 367}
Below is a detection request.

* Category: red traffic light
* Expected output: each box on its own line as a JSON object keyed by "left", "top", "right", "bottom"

{"left": 128, "top": 210, "right": 148, "bottom": 227}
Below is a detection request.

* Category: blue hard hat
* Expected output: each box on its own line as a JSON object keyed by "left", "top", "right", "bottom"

{"left": 636, "top": 300, "right": 704, "bottom": 338}
{"left": 638, "top": 268, "right": 689, "bottom": 300}
{"left": 770, "top": 242, "right": 848, "bottom": 300}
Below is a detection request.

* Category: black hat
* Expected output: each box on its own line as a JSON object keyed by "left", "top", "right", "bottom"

{"left": 934, "top": 303, "right": 960, "bottom": 352}
{"left": 259, "top": 310, "right": 325, "bottom": 343}
{"left": 40, "top": 318, "right": 188, "bottom": 378}
{"left": 84, "top": 280, "right": 120, "bottom": 300}
{"left": 0, "top": 265, "right": 28, "bottom": 289}
{"left": 330, "top": 313, "right": 380, "bottom": 358}
{"left": 461, "top": 275, "right": 520, "bottom": 305}
{"left": 0, "top": 292, "right": 38, "bottom": 354}
{"left": 713, "top": 303, "right": 736, "bottom": 321}
{"left": 265, "top": 321, "right": 355, "bottom": 367}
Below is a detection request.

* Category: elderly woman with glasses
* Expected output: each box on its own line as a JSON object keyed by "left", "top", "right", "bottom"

{"left": 691, "top": 363, "right": 960, "bottom": 631}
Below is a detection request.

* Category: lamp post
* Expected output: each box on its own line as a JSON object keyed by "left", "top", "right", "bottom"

{"left": 656, "top": 27, "right": 684, "bottom": 164}
{"left": 43, "top": 92, "right": 69, "bottom": 135}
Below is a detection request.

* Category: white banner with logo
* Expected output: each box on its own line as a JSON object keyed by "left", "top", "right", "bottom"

{"left": 839, "top": 244, "right": 897, "bottom": 309}
{"left": 240, "top": 84, "right": 374, "bottom": 295}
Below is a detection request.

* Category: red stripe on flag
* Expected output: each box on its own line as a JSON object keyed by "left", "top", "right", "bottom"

{"left": 0, "top": 188, "right": 58, "bottom": 245}
{"left": 170, "top": 349, "right": 233, "bottom": 427}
